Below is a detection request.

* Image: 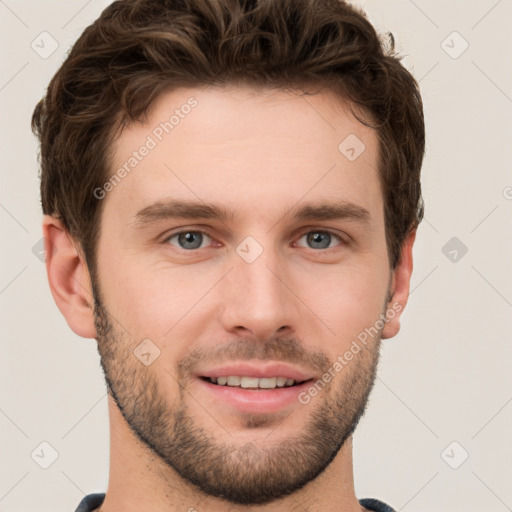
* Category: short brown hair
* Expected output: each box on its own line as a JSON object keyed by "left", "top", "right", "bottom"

{"left": 32, "top": 0, "right": 425, "bottom": 276}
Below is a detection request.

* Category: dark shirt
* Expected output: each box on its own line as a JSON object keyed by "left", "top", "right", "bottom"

{"left": 74, "top": 493, "right": 397, "bottom": 511}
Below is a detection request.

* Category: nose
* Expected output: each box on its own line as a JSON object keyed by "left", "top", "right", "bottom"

{"left": 218, "top": 244, "right": 300, "bottom": 341}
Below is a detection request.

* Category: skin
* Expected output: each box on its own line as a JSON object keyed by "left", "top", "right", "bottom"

{"left": 43, "top": 85, "right": 415, "bottom": 512}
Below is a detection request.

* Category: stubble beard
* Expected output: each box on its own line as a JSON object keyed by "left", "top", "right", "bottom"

{"left": 92, "top": 284, "right": 383, "bottom": 505}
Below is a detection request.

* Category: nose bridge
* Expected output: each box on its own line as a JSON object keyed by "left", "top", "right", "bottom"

{"left": 219, "top": 236, "right": 297, "bottom": 338}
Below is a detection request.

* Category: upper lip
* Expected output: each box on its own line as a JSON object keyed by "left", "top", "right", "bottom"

{"left": 197, "top": 362, "right": 315, "bottom": 382}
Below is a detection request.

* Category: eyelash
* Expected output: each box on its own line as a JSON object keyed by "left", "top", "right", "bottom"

{"left": 162, "top": 228, "right": 348, "bottom": 253}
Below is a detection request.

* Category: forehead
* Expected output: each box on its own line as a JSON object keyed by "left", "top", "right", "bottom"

{"left": 105, "top": 85, "right": 382, "bottom": 224}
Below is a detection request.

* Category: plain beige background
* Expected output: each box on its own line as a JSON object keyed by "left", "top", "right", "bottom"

{"left": 1, "top": 1, "right": 511, "bottom": 511}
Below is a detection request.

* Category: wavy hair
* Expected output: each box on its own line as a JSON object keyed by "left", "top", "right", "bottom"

{"left": 32, "top": 0, "right": 425, "bottom": 274}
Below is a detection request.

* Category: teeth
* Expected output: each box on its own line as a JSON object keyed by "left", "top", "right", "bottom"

{"left": 241, "top": 377, "right": 259, "bottom": 388}
{"left": 208, "top": 376, "right": 298, "bottom": 388}
{"left": 258, "top": 378, "right": 277, "bottom": 389}
{"left": 227, "top": 376, "right": 241, "bottom": 386}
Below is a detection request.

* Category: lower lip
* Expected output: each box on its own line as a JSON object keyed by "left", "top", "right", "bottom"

{"left": 196, "top": 378, "right": 313, "bottom": 414}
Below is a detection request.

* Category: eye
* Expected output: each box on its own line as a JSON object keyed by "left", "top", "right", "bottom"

{"left": 165, "top": 230, "right": 213, "bottom": 250}
{"left": 295, "top": 230, "right": 344, "bottom": 250}
{"left": 162, "top": 228, "right": 346, "bottom": 253}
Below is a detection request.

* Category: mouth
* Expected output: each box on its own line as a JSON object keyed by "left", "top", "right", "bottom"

{"left": 194, "top": 362, "right": 317, "bottom": 413}
{"left": 199, "top": 375, "right": 311, "bottom": 389}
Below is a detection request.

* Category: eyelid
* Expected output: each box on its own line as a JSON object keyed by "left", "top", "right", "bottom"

{"left": 160, "top": 224, "right": 215, "bottom": 239}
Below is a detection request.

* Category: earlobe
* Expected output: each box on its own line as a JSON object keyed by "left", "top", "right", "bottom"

{"left": 42, "top": 215, "right": 97, "bottom": 339}
{"left": 381, "top": 229, "right": 416, "bottom": 340}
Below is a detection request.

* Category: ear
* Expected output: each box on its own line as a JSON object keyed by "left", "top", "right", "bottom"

{"left": 381, "top": 229, "right": 416, "bottom": 339}
{"left": 42, "top": 215, "right": 97, "bottom": 339}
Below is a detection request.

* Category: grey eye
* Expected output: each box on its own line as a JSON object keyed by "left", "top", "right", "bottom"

{"left": 167, "top": 231, "right": 210, "bottom": 250}
{"left": 307, "top": 232, "right": 331, "bottom": 249}
{"left": 299, "top": 231, "right": 343, "bottom": 249}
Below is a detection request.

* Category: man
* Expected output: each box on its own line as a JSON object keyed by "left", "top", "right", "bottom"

{"left": 32, "top": 0, "right": 424, "bottom": 510}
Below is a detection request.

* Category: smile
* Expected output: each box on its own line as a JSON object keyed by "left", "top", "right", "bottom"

{"left": 204, "top": 376, "right": 306, "bottom": 389}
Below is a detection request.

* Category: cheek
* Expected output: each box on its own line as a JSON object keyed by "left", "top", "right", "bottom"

{"left": 300, "top": 262, "right": 388, "bottom": 344}
{"left": 97, "top": 244, "right": 221, "bottom": 347}
{"left": 96, "top": 230, "right": 390, "bottom": 354}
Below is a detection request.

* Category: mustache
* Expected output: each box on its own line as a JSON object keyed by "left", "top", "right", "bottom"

{"left": 177, "top": 336, "right": 330, "bottom": 378}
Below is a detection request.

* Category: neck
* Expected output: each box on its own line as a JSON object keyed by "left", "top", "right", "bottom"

{"left": 98, "top": 395, "right": 364, "bottom": 512}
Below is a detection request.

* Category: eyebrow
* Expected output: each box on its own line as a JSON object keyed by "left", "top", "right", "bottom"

{"left": 131, "top": 198, "right": 371, "bottom": 227}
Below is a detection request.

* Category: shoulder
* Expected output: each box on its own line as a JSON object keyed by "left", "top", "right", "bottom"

{"left": 359, "top": 497, "right": 397, "bottom": 512}
{"left": 74, "top": 493, "right": 106, "bottom": 512}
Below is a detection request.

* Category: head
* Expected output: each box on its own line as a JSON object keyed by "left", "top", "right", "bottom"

{"left": 34, "top": 0, "right": 424, "bottom": 506}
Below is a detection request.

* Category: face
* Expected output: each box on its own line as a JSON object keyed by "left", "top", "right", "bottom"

{"left": 92, "top": 85, "right": 395, "bottom": 505}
